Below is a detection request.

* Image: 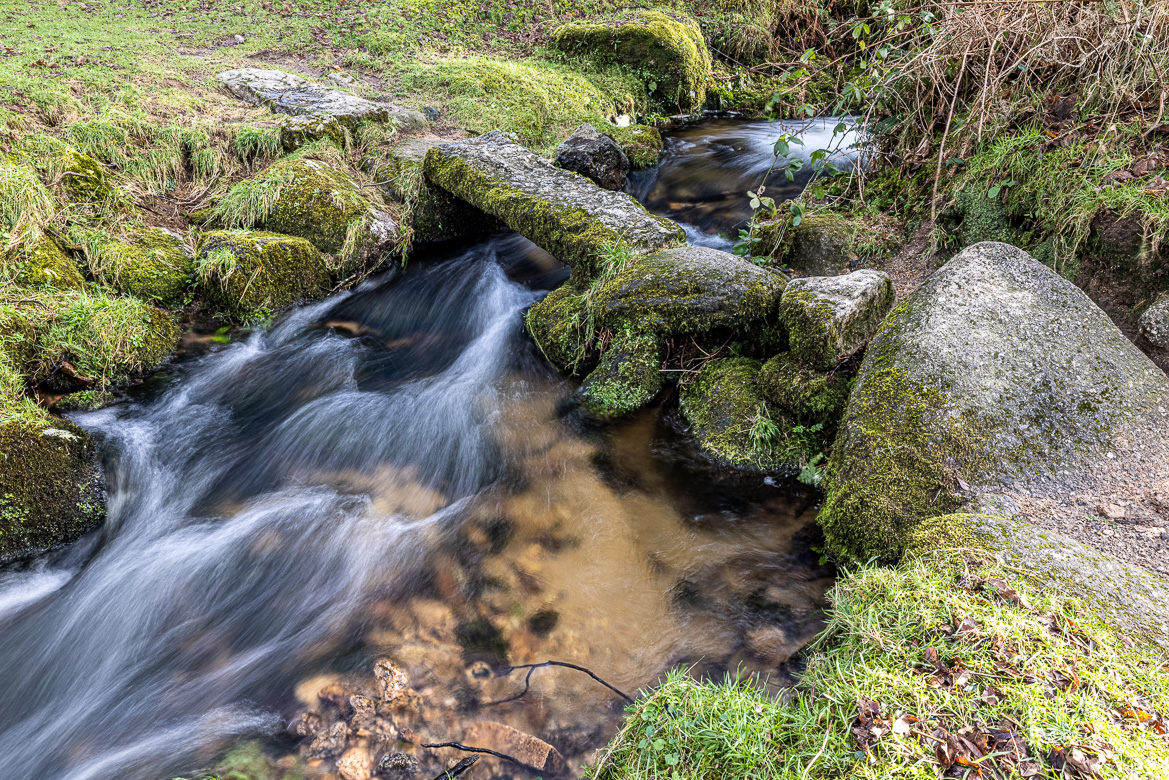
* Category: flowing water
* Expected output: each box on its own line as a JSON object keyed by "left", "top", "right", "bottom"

{"left": 630, "top": 117, "right": 862, "bottom": 249}
{"left": 0, "top": 124, "right": 839, "bottom": 780}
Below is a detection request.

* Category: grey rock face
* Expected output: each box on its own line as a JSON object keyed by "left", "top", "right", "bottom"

{"left": 1139, "top": 292, "right": 1169, "bottom": 347}
{"left": 974, "top": 514, "right": 1169, "bottom": 648}
{"left": 592, "top": 245, "right": 786, "bottom": 336}
{"left": 783, "top": 213, "right": 858, "bottom": 276}
{"left": 781, "top": 269, "right": 894, "bottom": 369}
{"left": 216, "top": 68, "right": 393, "bottom": 128}
{"left": 820, "top": 242, "right": 1169, "bottom": 563}
{"left": 555, "top": 123, "right": 631, "bottom": 191}
{"left": 423, "top": 131, "right": 683, "bottom": 279}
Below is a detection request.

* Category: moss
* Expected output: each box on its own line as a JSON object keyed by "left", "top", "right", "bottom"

{"left": 210, "top": 741, "right": 306, "bottom": 780}
{"left": 93, "top": 227, "right": 194, "bottom": 303}
{"left": 59, "top": 147, "right": 112, "bottom": 203}
{"left": 52, "top": 389, "right": 116, "bottom": 413}
{"left": 780, "top": 287, "right": 837, "bottom": 370}
{"left": 525, "top": 286, "right": 595, "bottom": 373}
{"left": 902, "top": 512, "right": 984, "bottom": 554}
{"left": 551, "top": 10, "right": 712, "bottom": 113}
{"left": 198, "top": 230, "right": 330, "bottom": 317}
{"left": 952, "top": 183, "right": 1016, "bottom": 246}
{"left": 260, "top": 158, "right": 370, "bottom": 255}
{"left": 278, "top": 114, "right": 346, "bottom": 152}
{"left": 607, "top": 124, "right": 663, "bottom": 170}
{"left": 757, "top": 352, "right": 849, "bottom": 420}
{"left": 679, "top": 357, "right": 808, "bottom": 473}
{"left": 817, "top": 363, "right": 988, "bottom": 565}
{"left": 578, "top": 328, "right": 662, "bottom": 417}
{"left": 8, "top": 237, "right": 84, "bottom": 289}
{"left": 780, "top": 274, "right": 894, "bottom": 371}
{"left": 0, "top": 305, "right": 39, "bottom": 374}
{"left": 0, "top": 418, "right": 104, "bottom": 564}
{"left": 779, "top": 212, "right": 858, "bottom": 275}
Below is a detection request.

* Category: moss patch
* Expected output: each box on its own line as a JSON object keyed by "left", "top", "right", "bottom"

{"left": 198, "top": 230, "right": 330, "bottom": 317}
{"left": 90, "top": 227, "right": 194, "bottom": 303}
{"left": 7, "top": 237, "right": 84, "bottom": 290}
{"left": 551, "top": 10, "right": 712, "bottom": 113}
{"left": 578, "top": 327, "right": 662, "bottom": 417}
{"left": 525, "top": 286, "right": 595, "bottom": 374}
{"left": 757, "top": 352, "right": 849, "bottom": 421}
{"left": 0, "top": 418, "right": 103, "bottom": 564}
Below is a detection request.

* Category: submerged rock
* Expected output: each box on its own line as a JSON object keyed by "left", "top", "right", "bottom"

{"left": 423, "top": 131, "right": 683, "bottom": 280}
{"left": 0, "top": 419, "right": 104, "bottom": 565}
{"left": 198, "top": 230, "right": 330, "bottom": 317}
{"left": 463, "top": 721, "right": 567, "bottom": 774}
{"left": 551, "top": 10, "right": 712, "bottom": 113}
{"left": 680, "top": 358, "right": 809, "bottom": 473}
{"left": 592, "top": 245, "right": 785, "bottom": 338}
{"left": 821, "top": 242, "right": 1169, "bottom": 564}
{"left": 781, "top": 269, "right": 894, "bottom": 370}
{"left": 1139, "top": 292, "right": 1169, "bottom": 347}
{"left": 556, "top": 123, "right": 631, "bottom": 191}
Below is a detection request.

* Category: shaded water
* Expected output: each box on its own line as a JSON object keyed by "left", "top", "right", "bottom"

{"left": 630, "top": 117, "right": 861, "bottom": 248}
{"left": 0, "top": 125, "right": 838, "bottom": 780}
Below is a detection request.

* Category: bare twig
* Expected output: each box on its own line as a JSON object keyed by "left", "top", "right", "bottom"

{"left": 485, "top": 660, "right": 634, "bottom": 706}
{"left": 420, "top": 742, "right": 523, "bottom": 766}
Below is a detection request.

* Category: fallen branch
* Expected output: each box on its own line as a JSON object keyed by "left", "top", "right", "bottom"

{"left": 485, "top": 660, "right": 634, "bottom": 706}
{"left": 420, "top": 742, "right": 522, "bottom": 766}
{"left": 431, "top": 755, "right": 479, "bottom": 779}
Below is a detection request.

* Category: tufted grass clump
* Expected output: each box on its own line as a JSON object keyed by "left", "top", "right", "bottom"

{"left": 232, "top": 125, "right": 283, "bottom": 164}
{"left": 0, "top": 163, "right": 56, "bottom": 249}
{"left": 594, "top": 553, "right": 1169, "bottom": 779}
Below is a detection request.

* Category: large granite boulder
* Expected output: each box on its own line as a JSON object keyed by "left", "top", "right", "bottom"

{"left": 0, "top": 419, "right": 104, "bottom": 565}
{"left": 556, "top": 123, "right": 630, "bottom": 191}
{"left": 218, "top": 68, "right": 392, "bottom": 128}
{"left": 821, "top": 242, "right": 1169, "bottom": 564}
{"left": 1139, "top": 291, "right": 1169, "bottom": 347}
{"left": 781, "top": 269, "right": 894, "bottom": 370}
{"left": 591, "top": 245, "right": 785, "bottom": 337}
{"left": 551, "top": 10, "right": 711, "bottom": 113}
{"left": 423, "top": 131, "right": 682, "bottom": 280}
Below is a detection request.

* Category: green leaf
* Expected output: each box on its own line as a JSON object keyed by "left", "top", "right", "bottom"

{"left": 987, "top": 185, "right": 1001, "bottom": 199}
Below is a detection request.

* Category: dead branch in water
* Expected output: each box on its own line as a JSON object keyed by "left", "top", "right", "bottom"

{"left": 421, "top": 741, "right": 523, "bottom": 766}
{"left": 486, "top": 660, "right": 635, "bottom": 706}
{"left": 431, "top": 755, "right": 479, "bottom": 779}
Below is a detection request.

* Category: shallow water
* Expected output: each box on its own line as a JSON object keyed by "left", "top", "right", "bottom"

{"left": 630, "top": 117, "right": 861, "bottom": 248}
{"left": 0, "top": 126, "right": 837, "bottom": 780}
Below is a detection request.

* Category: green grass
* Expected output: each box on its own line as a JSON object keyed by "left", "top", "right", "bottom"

{"left": 0, "top": 163, "right": 57, "bottom": 249}
{"left": 595, "top": 553, "right": 1169, "bottom": 779}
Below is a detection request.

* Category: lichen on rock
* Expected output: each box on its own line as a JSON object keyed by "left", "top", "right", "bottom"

{"left": 0, "top": 418, "right": 104, "bottom": 565}
{"left": 550, "top": 10, "right": 712, "bottom": 113}
{"left": 198, "top": 230, "right": 330, "bottom": 317}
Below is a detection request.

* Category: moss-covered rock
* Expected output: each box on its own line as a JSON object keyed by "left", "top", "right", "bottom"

{"left": 679, "top": 357, "right": 808, "bottom": 473}
{"left": 551, "top": 10, "right": 712, "bottom": 113}
{"left": 376, "top": 137, "right": 501, "bottom": 244}
{"left": 608, "top": 124, "right": 664, "bottom": 170}
{"left": 59, "top": 147, "right": 112, "bottom": 203}
{"left": 525, "top": 286, "right": 593, "bottom": 373}
{"left": 592, "top": 245, "right": 786, "bottom": 340}
{"left": 781, "top": 269, "right": 894, "bottom": 370}
{"left": 95, "top": 227, "right": 194, "bottom": 303}
{"left": 423, "top": 131, "right": 682, "bottom": 281}
{"left": 757, "top": 353, "right": 849, "bottom": 420}
{"left": 279, "top": 113, "right": 346, "bottom": 152}
{"left": 9, "top": 237, "right": 84, "bottom": 289}
{"left": 578, "top": 328, "right": 662, "bottom": 417}
{"left": 769, "top": 212, "right": 858, "bottom": 276}
{"left": 0, "top": 418, "right": 104, "bottom": 564}
{"left": 198, "top": 230, "right": 330, "bottom": 317}
{"left": 820, "top": 242, "right": 1169, "bottom": 564}
{"left": 52, "top": 389, "right": 117, "bottom": 413}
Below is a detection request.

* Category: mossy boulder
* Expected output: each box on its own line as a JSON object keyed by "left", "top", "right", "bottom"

{"left": 376, "top": 137, "right": 501, "bottom": 243}
{"left": 608, "top": 124, "right": 664, "bottom": 170}
{"left": 9, "top": 237, "right": 84, "bottom": 289}
{"left": 578, "top": 328, "right": 662, "bottom": 417}
{"left": 525, "top": 286, "right": 592, "bottom": 373}
{"left": 592, "top": 245, "right": 786, "bottom": 340}
{"left": 757, "top": 353, "right": 850, "bottom": 421}
{"left": 551, "top": 10, "right": 712, "bottom": 113}
{"left": 198, "top": 230, "right": 330, "bottom": 317}
{"left": 0, "top": 419, "right": 104, "bottom": 564}
{"left": 769, "top": 213, "right": 858, "bottom": 276}
{"left": 820, "top": 242, "right": 1169, "bottom": 564}
{"left": 59, "top": 147, "right": 112, "bottom": 203}
{"left": 781, "top": 269, "right": 894, "bottom": 370}
{"left": 423, "top": 131, "right": 683, "bottom": 281}
{"left": 278, "top": 114, "right": 346, "bottom": 152}
{"left": 96, "top": 227, "right": 194, "bottom": 303}
{"left": 679, "top": 357, "right": 808, "bottom": 473}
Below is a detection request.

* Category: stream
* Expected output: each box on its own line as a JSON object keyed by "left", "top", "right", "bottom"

{"left": 0, "top": 121, "right": 841, "bottom": 780}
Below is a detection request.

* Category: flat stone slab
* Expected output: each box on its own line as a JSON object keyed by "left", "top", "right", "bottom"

{"left": 217, "top": 68, "right": 402, "bottom": 128}
{"left": 423, "top": 131, "right": 683, "bottom": 278}
{"left": 974, "top": 514, "right": 1169, "bottom": 649}
{"left": 781, "top": 269, "right": 894, "bottom": 369}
